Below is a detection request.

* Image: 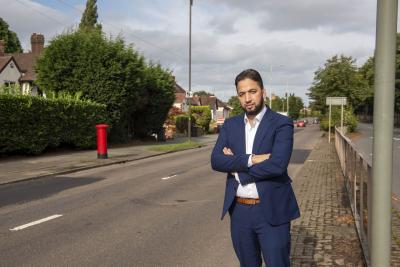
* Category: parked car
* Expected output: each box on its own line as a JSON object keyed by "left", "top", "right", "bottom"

{"left": 296, "top": 120, "right": 305, "bottom": 127}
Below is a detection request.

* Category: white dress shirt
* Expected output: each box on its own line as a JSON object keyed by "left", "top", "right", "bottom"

{"left": 234, "top": 105, "right": 267, "bottom": 199}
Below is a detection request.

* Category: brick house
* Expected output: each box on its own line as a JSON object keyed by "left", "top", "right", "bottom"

{"left": 0, "top": 33, "right": 44, "bottom": 95}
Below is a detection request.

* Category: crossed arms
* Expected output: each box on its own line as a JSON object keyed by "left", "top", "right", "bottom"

{"left": 211, "top": 120, "right": 294, "bottom": 185}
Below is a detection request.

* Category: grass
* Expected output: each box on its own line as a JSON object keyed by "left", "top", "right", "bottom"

{"left": 146, "top": 140, "right": 202, "bottom": 152}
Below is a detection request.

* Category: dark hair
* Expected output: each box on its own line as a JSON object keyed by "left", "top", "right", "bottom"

{"left": 235, "top": 69, "right": 264, "bottom": 89}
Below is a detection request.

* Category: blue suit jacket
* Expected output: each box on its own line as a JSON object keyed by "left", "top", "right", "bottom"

{"left": 211, "top": 108, "right": 300, "bottom": 225}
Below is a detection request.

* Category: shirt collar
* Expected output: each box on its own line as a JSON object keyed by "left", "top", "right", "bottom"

{"left": 244, "top": 105, "right": 267, "bottom": 125}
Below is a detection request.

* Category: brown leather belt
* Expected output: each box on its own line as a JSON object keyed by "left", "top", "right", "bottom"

{"left": 236, "top": 197, "right": 260, "bottom": 205}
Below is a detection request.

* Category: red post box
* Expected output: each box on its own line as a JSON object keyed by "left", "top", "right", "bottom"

{"left": 96, "top": 124, "right": 109, "bottom": 159}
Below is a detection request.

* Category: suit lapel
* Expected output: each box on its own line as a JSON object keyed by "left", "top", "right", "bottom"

{"left": 252, "top": 107, "right": 274, "bottom": 154}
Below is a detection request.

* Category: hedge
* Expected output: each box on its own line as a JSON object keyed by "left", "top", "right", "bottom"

{"left": 0, "top": 94, "right": 108, "bottom": 155}
{"left": 175, "top": 114, "right": 195, "bottom": 133}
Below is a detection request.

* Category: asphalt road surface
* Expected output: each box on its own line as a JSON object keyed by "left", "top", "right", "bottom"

{"left": 0, "top": 125, "right": 322, "bottom": 267}
{"left": 350, "top": 123, "right": 400, "bottom": 199}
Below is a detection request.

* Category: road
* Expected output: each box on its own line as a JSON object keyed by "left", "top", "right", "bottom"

{"left": 350, "top": 123, "right": 400, "bottom": 200}
{"left": 0, "top": 125, "right": 322, "bottom": 267}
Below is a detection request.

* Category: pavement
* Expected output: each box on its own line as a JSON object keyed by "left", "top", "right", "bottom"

{"left": 2, "top": 131, "right": 400, "bottom": 265}
{"left": 0, "top": 135, "right": 218, "bottom": 185}
{"left": 290, "top": 136, "right": 365, "bottom": 266}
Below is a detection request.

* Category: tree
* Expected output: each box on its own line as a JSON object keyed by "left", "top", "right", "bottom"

{"left": 308, "top": 55, "right": 370, "bottom": 114}
{"left": 287, "top": 94, "right": 304, "bottom": 119}
{"left": 0, "top": 17, "right": 22, "bottom": 53}
{"left": 35, "top": 30, "right": 146, "bottom": 142}
{"left": 133, "top": 63, "right": 175, "bottom": 138}
{"left": 358, "top": 33, "right": 400, "bottom": 115}
{"left": 269, "top": 96, "right": 284, "bottom": 112}
{"left": 79, "top": 0, "right": 101, "bottom": 31}
{"left": 193, "top": 90, "right": 213, "bottom": 97}
{"left": 227, "top": 96, "right": 243, "bottom": 117}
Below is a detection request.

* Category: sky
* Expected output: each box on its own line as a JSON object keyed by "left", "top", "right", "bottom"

{"left": 0, "top": 0, "right": 387, "bottom": 105}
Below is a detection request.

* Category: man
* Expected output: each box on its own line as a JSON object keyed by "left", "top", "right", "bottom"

{"left": 211, "top": 69, "right": 300, "bottom": 267}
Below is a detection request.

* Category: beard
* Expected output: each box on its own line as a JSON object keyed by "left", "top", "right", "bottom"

{"left": 243, "top": 99, "right": 265, "bottom": 116}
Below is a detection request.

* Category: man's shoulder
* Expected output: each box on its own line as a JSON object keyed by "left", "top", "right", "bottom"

{"left": 223, "top": 114, "right": 243, "bottom": 127}
{"left": 268, "top": 109, "right": 293, "bottom": 124}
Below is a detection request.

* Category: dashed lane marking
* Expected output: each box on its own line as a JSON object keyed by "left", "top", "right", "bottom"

{"left": 161, "top": 174, "right": 178, "bottom": 180}
{"left": 10, "top": 214, "right": 63, "bottom": 231}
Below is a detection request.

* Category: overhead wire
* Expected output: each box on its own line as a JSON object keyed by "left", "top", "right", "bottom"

{"left": 54, "top": 0, "right": 186, "bottom": 61}
{"left": 14, "top": 0, "right": 65, "bottom": 27}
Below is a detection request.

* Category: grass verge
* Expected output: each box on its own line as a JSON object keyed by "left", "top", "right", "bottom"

{"left": 146, "top": 141, "right": 202, "bottom": 152}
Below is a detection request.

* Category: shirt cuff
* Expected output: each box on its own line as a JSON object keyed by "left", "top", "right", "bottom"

{"left": 247, "top": 154, "right": 253, "bottom": 167}
{"left": 233, "top": 172, "right": 240, "bottom": 184}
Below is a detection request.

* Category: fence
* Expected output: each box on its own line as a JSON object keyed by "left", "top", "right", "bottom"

{"left": 334, "top": 127, "right": 372, "bottom": 266}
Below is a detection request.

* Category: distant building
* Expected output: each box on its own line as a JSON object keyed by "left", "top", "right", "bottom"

{"left": 0, "top": 33, "right": 45, "bottom": 95}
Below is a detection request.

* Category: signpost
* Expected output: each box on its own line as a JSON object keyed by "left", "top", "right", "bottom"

{"left": 326, "top": 97, "right": 347, "bottom": 142}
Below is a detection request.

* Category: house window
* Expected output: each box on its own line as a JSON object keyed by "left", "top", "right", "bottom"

{"left": 4, "top": 81, "right": 16, "bottom": 87}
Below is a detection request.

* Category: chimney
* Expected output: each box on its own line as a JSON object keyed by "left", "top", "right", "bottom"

{"left": 0, "top": 40, "right": 5, "bottom": 56}
{"left": 31, "top": 33, "right": 44, "bottom": 54}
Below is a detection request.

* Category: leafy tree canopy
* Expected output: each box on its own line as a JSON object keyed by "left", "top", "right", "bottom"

{"left": 0, "top": 17, "right": 22, "bottom": 53}
{"left": 194, "top": 90, "right": 214, "bottom": 97}
{"left": 308, "top": 55, "right": 370, "bottom": 114}
{"left": 79, "top": 0, "right": 102, "bottom": 31}
{"left": 35, "top": 30, "right": 146, "bottom": 141}
{"left": 227, "top": 95, "right": 243, "bottom": 117}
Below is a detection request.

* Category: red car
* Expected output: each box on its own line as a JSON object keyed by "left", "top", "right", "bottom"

{"left": 296, "top": 120, "right": 305, "bottom": 127}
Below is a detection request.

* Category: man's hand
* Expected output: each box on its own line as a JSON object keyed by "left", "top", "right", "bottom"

{"left": 251, "top": 154, "right": 271, "bottom": 165}
{"left": 223, "top": 147, "right": 234, "bottom": 156}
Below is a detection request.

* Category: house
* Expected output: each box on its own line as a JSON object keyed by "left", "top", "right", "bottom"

{"left": 0, "top": 52, "right": 22, "bottom": 88}
{"left": 173, "top": 82, "right": 188, "bottom": 111}
{"left": 0, "top": 33, "right": 44, "bottom": 95}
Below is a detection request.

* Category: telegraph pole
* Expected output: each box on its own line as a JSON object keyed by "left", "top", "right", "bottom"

{"left": 188, "top": 0, "right": 193, "bottom": 142}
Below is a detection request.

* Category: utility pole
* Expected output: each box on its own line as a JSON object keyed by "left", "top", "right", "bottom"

{"left": 371, "top": 0, "right": 397, "bottom": 266}
{"left": 188, "top": 0, "right": 193, "bottom": 142}
{"left": 286, "top": 82, "right": 289, "bottom": 117}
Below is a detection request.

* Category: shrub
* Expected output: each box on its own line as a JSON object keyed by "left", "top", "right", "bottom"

{"left": 0, "top": 94, "right": 107, "bottom": 155}
{"left": 320, "top": 106, "right": 357, "bottom": 133}
{"left": 190, "top": 106, "right": 212, "bottom": 132}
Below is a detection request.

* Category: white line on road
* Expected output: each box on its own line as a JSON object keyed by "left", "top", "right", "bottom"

{"left": 161, "top": 175, "right": 177, "bottom": 180}
{"left": 10, "top": 214, "right": 63, "bottom": 231}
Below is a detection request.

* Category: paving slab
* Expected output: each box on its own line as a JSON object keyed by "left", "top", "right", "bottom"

{"left": 291, "top": 137, "right": 365, "bottom": 266}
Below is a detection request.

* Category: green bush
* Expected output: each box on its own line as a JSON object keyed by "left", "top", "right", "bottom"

{"left": 175, "top": 114, "right": 195, "bottom": 133}
{"left": 320, "top": 106, "right": 358, "bottom": 133}
{"left": 190, "top": 106, "right": 212, "bottom": 132}
{"left": 0, "top": 94, "right": 107, "bottom": 155}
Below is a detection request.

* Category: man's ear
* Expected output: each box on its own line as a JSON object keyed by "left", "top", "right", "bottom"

{"left": 262, "top": 89, "right": 266, "bottom": 99}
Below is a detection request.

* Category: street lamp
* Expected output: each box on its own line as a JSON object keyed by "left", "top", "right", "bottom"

{"left": 268, "top": 64, "right": 284, "bottom": 109}
{"left": 188, "top": 0, "right": 193, "bottom": 142}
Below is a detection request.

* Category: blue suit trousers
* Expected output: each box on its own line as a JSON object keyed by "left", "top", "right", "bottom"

{"left": 230, "top": 202, "right": 291, "bottom": 267}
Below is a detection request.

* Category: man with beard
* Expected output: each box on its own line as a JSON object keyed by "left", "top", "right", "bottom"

{"left": 211, "top": 69, "right": 300, "bottom": 267}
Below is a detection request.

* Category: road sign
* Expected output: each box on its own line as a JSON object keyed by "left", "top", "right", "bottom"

{"left": 326, "top": 97, "right": 347, "bottom": 142}
{"left": 326, "top": 97, "right": 347, "bottom": 105}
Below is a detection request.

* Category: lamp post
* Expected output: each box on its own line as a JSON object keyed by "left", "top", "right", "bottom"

{"left": 268, "top": 64, "right": 284, "bottom": 109}
{"left": 286, "top": 81, "right": 289, "bottom": 117}
{"left": 188, "top": 0, "right": 193, "bottom": 142}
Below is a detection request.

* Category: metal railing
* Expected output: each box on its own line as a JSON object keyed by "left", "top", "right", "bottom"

{"left": 334, "top": 126, "right": 371, "bottom": 266}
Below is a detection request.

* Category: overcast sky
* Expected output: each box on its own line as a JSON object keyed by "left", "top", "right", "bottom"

{"left": 0, "top": 0, "right": 388, "bottom": 104}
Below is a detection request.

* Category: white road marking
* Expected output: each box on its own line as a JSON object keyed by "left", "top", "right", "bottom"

{"left": 161, "top": 175, "right": 177, "bottom": 180}
{"left": 10, "top": 214, "right": 63, "bottom": 231}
